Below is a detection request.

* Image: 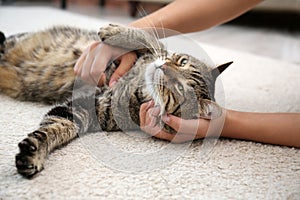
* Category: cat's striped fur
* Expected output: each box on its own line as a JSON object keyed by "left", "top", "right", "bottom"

{"left": 0, "top": 24, "right": 231, "bottom": 178}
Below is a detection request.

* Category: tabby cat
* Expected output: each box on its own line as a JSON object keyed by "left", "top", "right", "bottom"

{"left": 0, "top": 24, "right": 231, "bottom": 178}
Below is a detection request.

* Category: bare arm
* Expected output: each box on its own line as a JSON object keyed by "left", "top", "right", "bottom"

{"left": 222, "top": 110, "right": 300, "bottom": 148}
{"left": 131, "top": 0, "right": 264, "bottom": 34}
{"left": 75, "top": 0, "right": 264, "bottom": 85}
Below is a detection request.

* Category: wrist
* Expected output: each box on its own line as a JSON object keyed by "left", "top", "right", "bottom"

{"left": 220, "top": 109, "right": 237, "bottom": 138}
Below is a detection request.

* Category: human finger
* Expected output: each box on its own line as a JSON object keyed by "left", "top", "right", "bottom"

{"left": 162, "top": 115, "right": 209, "bottom": 139}
{"left": 74, "top": 44, "right": 92, "bottom": 75}
{"left": 76, "top": 42, "right": 99, "bottom": 72}
{"left": 80, "top": 42, "right": 101, "bottom": 84}
{"left": 142, "top": 123, "right": 196, "bottom": 143}
{"left": 148, "top": 106, "right": 160, "bottom": 117}
{"left": 140, "top": 101, "right": 164, "bottom": 134}
{"left": 144, "top": 103, "right": 158, "bottom": 127}
{"left": 88, "top": 44, "right": 113, "bottom": 86}
{"left": 139, "top": 101, "right": 154, "bottom": 126}
{"left": 97, "top": 73, "right": 107, "bottom": 86}
{"left": 161, "top": 115, "right": 197, "bottom": 133}
{"left": 109, "top": 52, "right": 137, "bottom": 87}
{"left": 150, "top": 128, "right": 203, "bottom": 143}
{"left": 74, "top": 52, "right": 86, "bottom": 75}
{"left": 147, "top": 129, "right": 176, "bottom": 142}
{"left": 139, "top": 109, "right": 199, "bottom": 143}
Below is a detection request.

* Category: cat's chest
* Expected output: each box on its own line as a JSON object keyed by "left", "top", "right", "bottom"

{"left": 110, "top": 64, "right": 152, "bottom": 102}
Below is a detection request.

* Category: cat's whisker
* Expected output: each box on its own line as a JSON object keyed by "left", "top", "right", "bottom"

{"left": 136, "top": 5, "right": 147, "bottom": 18}
{"left": 158, "top": 21, "right": 168, "bottom": 61}
{"left": 142, "top": 34, "right": 160, "bottom": 57}
{"left": 133, "top": 36, "right": 160, "bottom": 58}
{"left": 159, "top": 20, "right": 166, "bottom": 39}
{"left": 135, "top": 6, "right": 159, "bottom": 39}
{"left": 137, "top": 78, "right": 165, "bottom": 104}
{"left": 134, "top": 39, "right": 157, "bottom": 56}
{"left": 157, "top": 22, "right": 170, "bottom": 60}
{"left": 133, "top": 12, "right": 162, "bottom": 58}
{"left": 150, "top": 28, "right": 162, "bottom": 53}
{"left": 135, "top": 7, "right": 164, "bottom": 57}
{"left": 138, "top": 10, "right": 159, "bottom": 40}
{"left": 152, "top": 32, "right": 164, "bottom": 58}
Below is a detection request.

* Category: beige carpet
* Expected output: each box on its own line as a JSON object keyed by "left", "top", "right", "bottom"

{"left": 0, "top": 7, "right": 300, "bottom": 199}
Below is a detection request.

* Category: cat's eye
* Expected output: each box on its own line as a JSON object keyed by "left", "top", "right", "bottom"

{"left": 178, "top": 84, "right": 184, "bottom": 92}
{"left": 178, "top": 57, "right": 188, "bottom": 67}
{"left": 176, "top": 84, "right": 184, "bottom": 94}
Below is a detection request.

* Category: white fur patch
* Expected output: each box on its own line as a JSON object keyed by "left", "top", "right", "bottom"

{"left": 144, "top": 58, "right": 166, "bottom": 111}
{"left": 154, "top": 58, "right": 166, "bottom": 67}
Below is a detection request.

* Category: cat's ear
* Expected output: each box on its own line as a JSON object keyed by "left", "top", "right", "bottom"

{"left": 211, "top": 61, "right": 233, "bottom": 77}
{"left": 0, "top": 31, "right": 5, "bottom": 45}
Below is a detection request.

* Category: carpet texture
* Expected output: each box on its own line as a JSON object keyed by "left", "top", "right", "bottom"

{"left": 0, "top": 7, "right": 299, "bottom": 199}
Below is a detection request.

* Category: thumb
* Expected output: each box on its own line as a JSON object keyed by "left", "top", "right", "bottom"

{"left": 162, "top": 114, "right": 204, "bottom": 135}
{"left": 109, "top": 52, "right": 137, "bottom": 87}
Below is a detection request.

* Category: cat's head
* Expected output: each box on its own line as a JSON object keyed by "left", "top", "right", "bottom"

{"left": 144, "top": 53, "right": 232, "bottom": 131}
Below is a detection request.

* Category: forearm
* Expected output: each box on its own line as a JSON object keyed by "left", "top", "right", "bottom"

{"left": 130, "top": 0, "right": 263, "bottom": 34}
{"left": 222, "top": 110, "right": 300, "bottom": 148}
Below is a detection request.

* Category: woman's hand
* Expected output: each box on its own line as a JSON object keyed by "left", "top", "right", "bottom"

{"left": 139, "top": 101, "right": 210, "bottom": 143}
{"left": 140, "top": 100, "right": 300, "bottom": 147}
{"left": 74, "top": 42, "right": 137, "bottom": 87}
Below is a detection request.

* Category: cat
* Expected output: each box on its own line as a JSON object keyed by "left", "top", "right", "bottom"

{"left": 0, "top": 24, "right": 232, "bottom": 178}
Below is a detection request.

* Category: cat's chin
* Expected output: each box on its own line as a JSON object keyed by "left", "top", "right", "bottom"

{"left": 144, "top": 58, "right": 165, "bottom": 85}
{"left": 144, "top": 59, "right": 166, "bottom": 108}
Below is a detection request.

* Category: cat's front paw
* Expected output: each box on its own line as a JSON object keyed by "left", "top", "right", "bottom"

{"left": 98, "top": 24, "right": 125, "bottom": 42}
{"left": 15, "top": 131, "right": 47, "bottom": 178}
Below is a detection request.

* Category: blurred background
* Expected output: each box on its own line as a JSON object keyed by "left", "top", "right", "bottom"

{"left": 1, "top": 0, "right": 300, "bottom": 63}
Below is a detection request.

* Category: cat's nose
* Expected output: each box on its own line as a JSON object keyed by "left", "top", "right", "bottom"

{"left": 155, "top": 64, "right": 166, "bottom": 70}
{"left": 155, "top": 65, "right": 162, "bottom": 69}
{"left": 154, "top": 59, "right": 166, "bottom": 69}
{"left": 157, "top": 64, "right": 167, "bottom": 70}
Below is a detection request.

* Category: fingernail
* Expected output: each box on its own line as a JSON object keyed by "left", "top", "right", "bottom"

{"left": 145, "top": 100, "right": 154, "bottom": 109}
{"left": 162, "top": 115, "right": 170, "bottom": 123}
{"left": 74, "top": 63, "right": 78, "bottom": 70}
{"left": 109, "top": 81, "right": 117, "bottom": 87}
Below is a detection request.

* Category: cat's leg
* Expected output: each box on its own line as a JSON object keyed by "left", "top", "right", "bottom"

{"left": 98, "top": 24, "right": 164, "bottom": 53}
{"left": 15, "top": 95, "right": 100, "bottom": 178}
